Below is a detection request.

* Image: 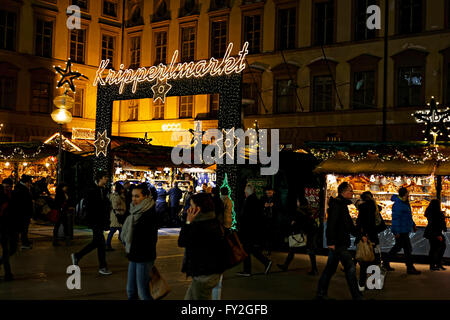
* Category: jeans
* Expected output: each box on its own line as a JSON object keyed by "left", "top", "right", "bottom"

{"left": 283, "top": 249, "right": 318, "bottom": 271}
{"left": 429, "top": 235, "right": 446, "bottom": 267}
{"left": 106, "top": 227, "right": 122, "bottom": 247}
{"left": 127, "top": 261, "right": 154, "bottom": 300}
{"left": 0, "top": 230, "right": 18, "bottom": 276}
{"left": 317, "top": 247, "right": 363, "bottom": 300}
{"left": 242, "top": 243, "right": 271, "bottom": 274}
{"left": 185, "top": 274, "right": 222, "bottom": 300}
{"left": 387, "top": 233, "right": 414, "bottom": 269}
{"left": 75, "top": 228, "right": 107, "bottom": 269}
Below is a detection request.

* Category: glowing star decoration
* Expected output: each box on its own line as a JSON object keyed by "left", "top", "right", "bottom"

{"left": 54, "top": 59, "right": 89, "bottom": 93}
{"left": 214, "top": 128, "right": 241, "bottom": 160}
{"left": 413, "top": 97, "right": 450, "bottom": 144}
{"left": 93, "top": 42, "right": 249, "bottom": 94}
{"left": 151, "top": 79, "right": 172, "bottom": 103}
{"left": 189, "top": 121, "right": 205, "bottom": 146}
{"left": 94, "top": 130, "right": 111, "bottom": 157}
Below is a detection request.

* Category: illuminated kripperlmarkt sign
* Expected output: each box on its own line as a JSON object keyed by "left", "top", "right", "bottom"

{"left": 93, "top": 42, "right": 249, "bottom": 102}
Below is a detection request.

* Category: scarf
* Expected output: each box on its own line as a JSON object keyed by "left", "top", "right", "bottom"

{"left": 121, "top": 197, "right": 155, "bottom": 254}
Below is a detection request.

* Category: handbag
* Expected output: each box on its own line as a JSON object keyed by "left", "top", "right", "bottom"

{"left": 222, "top": 229, "right": 248, "bottom": 270}
{"left": 288, "top": 233, "right": 307, "bottom": 248}
{"left": 375, "top": 206, "right": 387, "bottom": 233}
{"left": 149, "top": 265, "right": 170, "bottom": 300}
{"left": 355, "top": 240, "right": 375, "bottom": 262}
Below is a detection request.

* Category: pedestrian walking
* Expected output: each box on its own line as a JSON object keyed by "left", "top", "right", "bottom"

{"left": 316, "top": 182, "right": 364, "bottom": 300}
{"left": 155, "top": 183, "right": 168, "bottom": 227}
{"left": 278, "top": 196, "right": 320, "bottom": 275}
{"left": 262, "top": 187, "right": 281, "bottom": 253}
{"left": 70, "top": 171, "right": 112, "bottom": 275}
{"left": 237, "top": 184, "right": 272, "bottom": 277}
{"left": 0, "top": 178, "right": 18, "bottom": 281}
{"left": 178, "top": 193, "right": 226, "bottom": 300}
{"left": 220, "top": 187, "right": 233, "bottom": 230}
{"left": 180, "top": 185, "right": 194, "bottom": 224}
{"left": 53, "top": 183, "right": 73, "bottom": 246}
{"left": 12, "top": 175, "right": 33, "bottom": 249}
{"left": 121, "top": 183, "right": 158, "bottom": 300}
{"left": 383, "top": 187, "right": 421, "bottom": 275}
{"left": 424, "top": 199, "right": 447, "bottom": 271}
{"left": 355, "top": 191, "right": 381, "bottom": 291}
{"left": 168, "top": 182, "right": 183, "bottom": 227}
{"left": 106, "top": 182, "right": 126, "bottom": 251}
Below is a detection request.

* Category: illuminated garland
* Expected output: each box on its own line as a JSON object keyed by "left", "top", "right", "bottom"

{"left": 0, "top": 144, "right": 46, "bottom": 160}
{"left": 221, "top": 173, "right": 237, "bottom": 231}
{"left": 93, "top": 42, "right": 249, "bottom": 94}
{"left": 310, "top": 148, "right": 426, "bottom": 164}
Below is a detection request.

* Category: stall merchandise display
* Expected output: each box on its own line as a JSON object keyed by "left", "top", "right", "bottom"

{"left": 325, "top": 174, "right": 442, "bottom": 227}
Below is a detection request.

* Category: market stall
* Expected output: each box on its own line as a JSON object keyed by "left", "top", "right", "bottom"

{"left": 309, "top": 142, "right": 450, "bottom": 257}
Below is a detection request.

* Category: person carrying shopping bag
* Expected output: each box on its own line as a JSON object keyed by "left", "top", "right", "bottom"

{"left": 121, "top": 183, "right": 158, "bottom": 300}
{"left": 178, "top": 193, "right": 226, "bottom": 300}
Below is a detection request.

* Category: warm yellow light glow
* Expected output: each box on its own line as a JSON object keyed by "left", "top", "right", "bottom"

{"left": 51, "top": 109, "right": 72, "bottom": 124}
{"left": 45, "top": 163, "right": 50, "bottom": 168}
{"left": 53, "top": 94, "right": 74, "bottom": 110}
{"left": 5, "top": 162, "right": 10, "bottom": 167}
{"left": 23, "top": 162, "right": 28, "bottom": 167}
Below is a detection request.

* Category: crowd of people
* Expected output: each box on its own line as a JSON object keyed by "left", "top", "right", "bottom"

{"left": 0, "top": 172, "right": 448, "bottom": 300}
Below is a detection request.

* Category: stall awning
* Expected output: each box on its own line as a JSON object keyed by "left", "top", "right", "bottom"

{"left": 314, "top": 158, "right": 436, "bottom": 175}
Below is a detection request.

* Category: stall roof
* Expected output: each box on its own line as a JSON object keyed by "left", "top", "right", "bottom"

{"left": 314, "top": 158, "right": 436, "bottom": 175}
{"left": 112, "top": 143, "right": 211, "bottom": 168}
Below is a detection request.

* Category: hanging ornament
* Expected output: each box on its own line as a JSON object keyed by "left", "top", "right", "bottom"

{"left": 413, "top": 96, "right": 450, "bottom": 144}
{"left": 94, "top": 130, "right": 111, "bottom": 157}
{"left": 54, "top": 59, "right": 89, "bottom": 93}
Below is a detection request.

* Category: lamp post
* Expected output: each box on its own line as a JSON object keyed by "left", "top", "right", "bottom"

{"left": 51, "top": 91, "right": 73, "bottom": 185}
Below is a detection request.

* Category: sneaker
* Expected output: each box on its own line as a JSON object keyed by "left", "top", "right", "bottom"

{"left": 99, "top": 268, "right": 112, "bottom": 275}
{"left": 71, "top": 253, "right": 78, "bottom": 266}
{"left": 277, "top": 263, "right": 288, "bottom": 272}
{"left": 265, "top": 261, "right": 273, "bottom": 275}
{"left": 236, "top": 272, "right": 251, "bottom": 277}
{"left": 407, "top": 268, "right": 421, "bottom": 275}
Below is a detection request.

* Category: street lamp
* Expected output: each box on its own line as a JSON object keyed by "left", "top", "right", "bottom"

{"left": 51, "top": 91, "right": 74, "bottom": 185}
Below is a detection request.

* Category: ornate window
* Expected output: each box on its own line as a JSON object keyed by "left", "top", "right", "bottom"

{"left": 179, "top": 96, "right": 193, "bottom": 118}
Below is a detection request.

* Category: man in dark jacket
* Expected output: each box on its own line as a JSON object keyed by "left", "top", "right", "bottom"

{"left": 0, "top": 178, "right": 18, "bottom": 280}
{"left": 383, "top": 187, "right": 421, "bottom": 274}
{"left": 168, "top": 182, "right": 183, "bottom": 227}
{"left": 237, "top": 184, "right": 272, "bottom": 277}
{"left": 12, "top": 175, "right": 33, "bottom": 249}
{"left": 155, "top": 183, "right": 168, "bottom": 227}
{"left": 317, "top": 182, "right": 363, "bottom": 300}
{"left": 71, "top": 171, "right": 112, "bottom": 275}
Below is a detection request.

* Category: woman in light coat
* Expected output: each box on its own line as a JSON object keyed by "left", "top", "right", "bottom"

{"left": 106, "top": 182, "right": 127, "bottom": 251}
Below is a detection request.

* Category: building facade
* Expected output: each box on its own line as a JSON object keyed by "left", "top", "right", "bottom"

{"left": 1, "top": 0, "right": 450, "bottom": 148}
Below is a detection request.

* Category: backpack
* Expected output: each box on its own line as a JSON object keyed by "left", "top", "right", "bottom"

{"left": 75, "top": 198, "right": 88, "bottom": 225}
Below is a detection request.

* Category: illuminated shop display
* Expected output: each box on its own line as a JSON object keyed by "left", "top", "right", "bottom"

{"left": 324, "top": 174, "right": 444, "bottom": 227}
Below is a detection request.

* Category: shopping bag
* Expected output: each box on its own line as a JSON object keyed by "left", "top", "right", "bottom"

{"left": 149, "top": 265, "right": 170, "bottom": 300}
{"left": 355, "top": 240, "right": 375, "bottom": 262}
{"left": 223, "top": 230, "right": 248, "bottom": 270}
{"left": 288, "top": 233, "right": 307, "bottom": 248}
